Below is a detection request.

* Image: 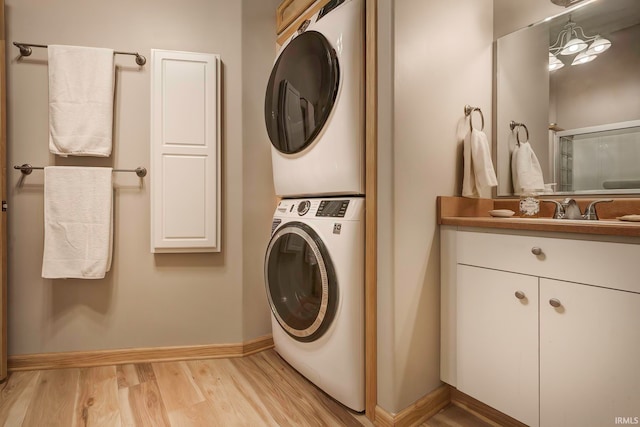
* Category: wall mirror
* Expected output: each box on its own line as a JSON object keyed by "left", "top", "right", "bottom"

{"left": 495, "top": 0, "right": 640, "bottom": 196}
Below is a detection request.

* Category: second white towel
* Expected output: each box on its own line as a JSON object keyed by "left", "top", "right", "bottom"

{"left": 42, "top": 167, "right": 113, "bottom": 279}
{"left": 463, "top": 128, "right": 498, "bottom": 198}
{"left": 48, "top": 45, "right": 115, "bottom": 157}
{"left": 512, "top": 142, "right": 545, "bottom": 195}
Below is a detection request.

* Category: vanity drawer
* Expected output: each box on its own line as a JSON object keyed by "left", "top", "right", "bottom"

{"left": 457, "top": 230, "right": 640, "bottom": 294}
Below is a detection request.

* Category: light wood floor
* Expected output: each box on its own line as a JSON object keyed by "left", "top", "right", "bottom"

{"left": 422, "top": 404, "right": 501, "bottom": 427}
{"left": 0, "top": 349, "right": 370, "bottom": 427}
{"left": 0, "top": 348, "right": 498, "bottom": 427}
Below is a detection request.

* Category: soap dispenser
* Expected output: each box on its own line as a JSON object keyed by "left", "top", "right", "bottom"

{"left": 519, "top": 189, "right": 540, "bottom": 217}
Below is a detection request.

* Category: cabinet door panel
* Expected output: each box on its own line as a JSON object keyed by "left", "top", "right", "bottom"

{"left": 457, "top": 265, "right": 539, "bottom": 427}
{"left": 276, "top": 0, "right": 316, "bottom": 34}
{"left": 540, "top": 279, "right": 640, "bottom": 426}
{"left": 150, "top": 50, "right": 221, "bottom": 253}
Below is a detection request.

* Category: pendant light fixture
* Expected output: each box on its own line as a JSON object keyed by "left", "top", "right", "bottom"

{"left": 548, "top": 17, "right": 611, "bottom": 69}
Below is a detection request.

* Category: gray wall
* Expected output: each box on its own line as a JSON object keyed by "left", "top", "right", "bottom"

{"left": 496, "top": 23, "right": 551, "bottom": 195}
{"left": 493, "top": 0, "right": 565, "bottom": 196}
{"left": 5, "top": 0, "right": 276, "bottom": 355}
{"left": 377, "top": 0, "right": 493, "bottom": 414}
{"left": 494, "top": 0, "right": 564, "bottom": 39}
{"left": 242, "top": 1, "right": 279, "bottom": 340}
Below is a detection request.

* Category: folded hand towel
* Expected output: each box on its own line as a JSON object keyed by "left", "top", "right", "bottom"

{"left": 463, "top": 128, "right": 498, "bottom": 198}
{"left": 42, "top": 167, "right": 113, "bottom": 279}
{"left": 512, "top": 141, "right": 545, "bottom": 195}
{"left": 48, "top": 45, "right": 115, "bottom": 157}
{"left": 511, "top": 144, "right": 521, "bottom": 194}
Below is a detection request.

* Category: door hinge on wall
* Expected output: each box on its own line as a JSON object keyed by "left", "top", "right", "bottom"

{"left": 2, "top": 201, "right": 7, "bottom": 212}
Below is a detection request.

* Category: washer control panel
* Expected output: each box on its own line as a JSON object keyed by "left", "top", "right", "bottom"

{"left": 316, "top": 200, "right": 350, "bottom": 218}
{"left": 274, "top": 198, "right": 361, "bottom": 220}
{"left": 297, "top": 200, "right": 311, "bottom": 216}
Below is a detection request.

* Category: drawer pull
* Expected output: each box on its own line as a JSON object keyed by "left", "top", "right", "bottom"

{"left": 515, "top": 291, "right": 526, "bottom": 300}
{"left": 531, "top": 247, "right": 542, "bottom": 256}
{"left": 549, "top": 298, "right": 562, "bottom": 308}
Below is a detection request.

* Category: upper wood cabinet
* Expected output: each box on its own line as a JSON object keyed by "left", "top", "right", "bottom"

{"left": 276, "top": 0, "right": 337, "bottom": 46}
{"left": 276, "top": 0, "right": 316, "bottom": 34}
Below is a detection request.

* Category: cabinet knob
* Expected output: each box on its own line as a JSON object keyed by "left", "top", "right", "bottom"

{"left": 531, "top": 247, "right": 542, "bottom": 256}
{"left": 515, "top": 291, "right": 526, "bottom": 300}
{"left": 549, "top": 298, "right": 562, "bottom": 308}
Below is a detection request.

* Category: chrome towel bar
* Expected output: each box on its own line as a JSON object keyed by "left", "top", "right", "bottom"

{"left": 14, "top": 164, "right": 147, "bottom": 178}
{"left": 13, "top": 42, "right": 147, "bottom": 66}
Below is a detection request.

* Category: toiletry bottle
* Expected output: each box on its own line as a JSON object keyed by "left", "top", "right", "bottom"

{"left": 519, "top": 189, "right": 540, "bottom": 218}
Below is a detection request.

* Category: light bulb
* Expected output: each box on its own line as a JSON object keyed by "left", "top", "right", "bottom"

{"left": 560, "top": 38, "right": 587, "bottom": 55}
{"left": 571, "top": 51, "right": 597, "bottom": 65}
{"left": 548, "top": 54, "right": 564, "bottom": 71}
{"left": 586, "top": 38, "right": 611, "bottom": 55}
{"left": 549, "top": 61, "right": 565, "bottom": 71}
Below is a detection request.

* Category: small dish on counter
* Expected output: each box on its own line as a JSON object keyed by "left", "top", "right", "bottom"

{"left": 616, "top": 214, "right": 640, "bottom": 222}
{"left": 489, "top": 209, "right": 515, "bottom": 218}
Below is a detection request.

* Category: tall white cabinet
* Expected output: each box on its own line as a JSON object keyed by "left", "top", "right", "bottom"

{"left": 441, "top": 226, "right": 640, "bottom": 427}
{"left": 150, "top": 50, "right": 221, "bottom": 253}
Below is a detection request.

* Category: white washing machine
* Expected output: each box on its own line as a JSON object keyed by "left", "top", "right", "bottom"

{"left": 264, "top": 197, "right": 364, "bottom": 411}
{"left": 264, "top": 0, "right": 364, "bottom": 197}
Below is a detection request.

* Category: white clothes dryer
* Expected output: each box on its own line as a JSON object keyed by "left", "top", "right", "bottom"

{"left": 264, "top": 197, "right": 364, "bottom": 411}
{"left": 264, "top": 0, "right": 364, "bottom": 197}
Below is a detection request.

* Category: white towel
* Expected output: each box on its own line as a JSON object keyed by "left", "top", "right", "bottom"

{"left": 512, "top": 142, "right": 545, "bottom": 195}
{"left": 463, "top": 128, "right": 498, "bottom": 198}
{"left": 48, "top": 45, "right": 115, "bottom": 157}
{"left": 42, "top": 167, "right": 113, "bottom": 279}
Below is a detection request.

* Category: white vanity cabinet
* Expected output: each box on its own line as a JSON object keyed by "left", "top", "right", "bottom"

{"left": 539, "top": 278, "right": 640, "bottom": 427}
{"left": 457, "top": 265, "right": 539, "bottom": 427}
{"left": 441, "top": 226, "right": 640, "bottom": 427}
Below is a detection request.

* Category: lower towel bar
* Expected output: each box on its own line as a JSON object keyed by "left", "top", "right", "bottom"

{"left": 14, "top": 164, "right": 147, "bottom": 178}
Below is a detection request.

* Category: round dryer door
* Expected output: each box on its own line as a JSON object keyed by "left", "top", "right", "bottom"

{"left": 264, "top": 30, "right": 340, "bottom": 155}
{"left": 264, "top": 222, "right": 338, "bottom": 342}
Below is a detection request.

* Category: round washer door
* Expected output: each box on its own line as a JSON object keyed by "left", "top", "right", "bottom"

{"left": 264, "top": 222, "right": 338, "bottom": 342}
{"left": 264, "top": 30, "right": 340, "bottom": 155}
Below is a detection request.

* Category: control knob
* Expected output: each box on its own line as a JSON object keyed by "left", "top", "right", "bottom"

{"left": 297, "top": 200, "right": 311, "bottom": 216}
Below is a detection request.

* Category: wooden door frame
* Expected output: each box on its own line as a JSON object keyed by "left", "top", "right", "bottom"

{"left": 364, "top": 0, "right": 377, "bottom": 420}
{"left": 0, "top": 0, "right": 8, "bottom": 381}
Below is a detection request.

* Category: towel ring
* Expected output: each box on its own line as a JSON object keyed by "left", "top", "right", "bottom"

{"left": 464, "top": 105, "right": 484, "bottom": 132}
{"left": 510, "top": 121, "right": 529, "bottom": 146}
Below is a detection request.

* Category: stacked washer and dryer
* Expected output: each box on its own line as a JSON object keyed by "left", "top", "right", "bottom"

{"left": 263, "top": 0, "right": 365, "bottom": 412}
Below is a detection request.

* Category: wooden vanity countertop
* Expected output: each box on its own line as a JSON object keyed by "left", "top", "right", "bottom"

{"left": 437, "top": 196, "right": 640, "bottom": 238}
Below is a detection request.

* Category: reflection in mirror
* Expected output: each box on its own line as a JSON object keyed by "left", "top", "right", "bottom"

{"left": 495, "top": 0, "right": 640, "bottom": 196}
{"left": 555, "top": 121, "right": 640, "bottom": 192}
